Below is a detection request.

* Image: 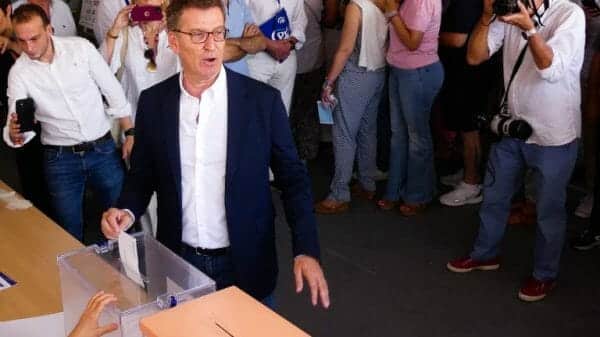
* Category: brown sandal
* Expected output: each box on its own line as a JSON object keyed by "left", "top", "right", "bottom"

{"left": 376, "top": 199, "right": 397, "bottom": 211}
{"left": 508, "top": 201, "right": 536, "bottom": 226}
{"left": 398, "top": 203, "right": 426, "bottom": 216}
{"left": 315, "top": 199, "right": 350, "bottom": 214}
{"left": 351, "top": 183, "right": 375, "bottom": 200}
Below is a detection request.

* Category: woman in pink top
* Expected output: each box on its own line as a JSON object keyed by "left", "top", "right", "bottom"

{"left": 377, "top": 0, "right": 444, "bottom": 216}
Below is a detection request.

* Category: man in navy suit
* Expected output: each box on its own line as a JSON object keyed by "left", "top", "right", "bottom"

{"left": 100, "top": 0, "right": 329, "bottom": 308}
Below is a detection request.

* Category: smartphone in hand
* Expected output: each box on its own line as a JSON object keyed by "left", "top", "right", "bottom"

{"left": 130, "top": 6, "right": 163, "bottom": 22}
{"left": 16, "top": 98, "right": 35, "bottom": 133}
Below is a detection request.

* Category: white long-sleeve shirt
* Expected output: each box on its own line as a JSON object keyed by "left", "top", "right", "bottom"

{"left": 3, "top": 36, "right": 131, "bottom": 147}
{"left": 13, "top": 0, "right": 77, "bottom": 37}
{"left": 487, "top": 0, "right": 585, "bottom": 146}
{"left": 179, "top": 68, "right": 230, "bottom": 249}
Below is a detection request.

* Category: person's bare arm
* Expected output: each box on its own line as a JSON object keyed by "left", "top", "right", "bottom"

{"left": 499, "top": 2, "right": 553, "bottom": 69}
{"left": 440, "top": 32, "right": 468, "bottom": 48}
{"left": 325, "top": 3, "right": 360, "bottom": 83}
{"left": 385, "top": 0, "right": 425, "bottom": 51}
{"left": 321, "top": 3, "right": 361, "bottom": 105}
{"left": 466, "top": 0, "right": 495, "bottom": 65}
{"left": 224, "top": 24, "right": 267, "bottom": 62}
{"left": 102, "top": 5, "right": 134, "bottom": 63}
{"left": 224, "top": 41, "right": 246, "bottom": 62}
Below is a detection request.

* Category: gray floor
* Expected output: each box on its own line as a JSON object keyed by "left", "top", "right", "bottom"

{"left": 272, "top": 148, "right": 599, "bottom": 337}
{"left": 1, "top": 141, "right": 598, "bottom": 337}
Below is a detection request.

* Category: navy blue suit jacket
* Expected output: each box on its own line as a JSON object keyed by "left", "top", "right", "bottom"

{"left": 117, "top": 70, "right": 321, "bottom": 299}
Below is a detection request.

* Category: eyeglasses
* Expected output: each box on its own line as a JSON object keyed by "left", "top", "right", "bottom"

{"left": 144, "top": 48, "right": 157, "bottom": 72}
{"left": 171, "top": 27, "right": 228, "bottom": 44}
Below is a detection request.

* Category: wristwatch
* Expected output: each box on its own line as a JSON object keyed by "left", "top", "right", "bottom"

{"left": 124, "top": 127, "right": 135, "bottom": 137}
{"left": 523, "top": 27, "right": 538, "bottom": 39}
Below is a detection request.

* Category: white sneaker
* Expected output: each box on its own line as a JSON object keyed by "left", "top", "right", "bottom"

{"left": 439, "top": 182, "right": 483, "bottom": 207}
{"left": 440, "top": 169, "right": 464, "bottom": 187}
{"left": 574, "top": 193, "right": 594, "bottom": 218}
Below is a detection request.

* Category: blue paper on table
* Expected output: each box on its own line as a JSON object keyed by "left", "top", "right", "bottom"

{"left": 317, "top": 101, "right": 334, "bottom": 125}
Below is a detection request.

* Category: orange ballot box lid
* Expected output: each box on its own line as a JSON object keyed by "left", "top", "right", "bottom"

{"left": 139, "top": 286, "right": 311, "bottom": 337}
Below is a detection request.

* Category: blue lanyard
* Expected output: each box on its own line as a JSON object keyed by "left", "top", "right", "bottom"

{"left": 124, "top": 0, "right": 130, "bottom": 5}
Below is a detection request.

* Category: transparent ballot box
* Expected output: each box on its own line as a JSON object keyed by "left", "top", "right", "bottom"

{"left": 57, "top": 232, "right": 216, "bottom": 337}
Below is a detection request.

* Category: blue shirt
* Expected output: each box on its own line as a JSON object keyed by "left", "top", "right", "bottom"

{"left": 224, "top": 0, "right": 254, "bottom": 76}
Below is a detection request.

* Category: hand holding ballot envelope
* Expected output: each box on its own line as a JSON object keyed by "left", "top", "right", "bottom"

{"left": 101, "top": 208, "right": 134, "bottom": 239}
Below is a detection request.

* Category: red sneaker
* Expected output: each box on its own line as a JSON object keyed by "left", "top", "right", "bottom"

{"left": 446, "top": 256, "right": 500, "bottom": 273}
{"left": 518, "top": 277, "right": 556, "bottom": 302}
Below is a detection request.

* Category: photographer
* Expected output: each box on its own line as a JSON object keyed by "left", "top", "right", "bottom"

{"left": 446, "top": 0, "right": 585, "bottom": 302}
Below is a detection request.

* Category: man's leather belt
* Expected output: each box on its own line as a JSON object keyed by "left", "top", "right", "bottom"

{"left": 183, "top": 243, "right": 230, "bottom": 256}
{"left": 44, "top": 131, "right": 112, "bottom": 153}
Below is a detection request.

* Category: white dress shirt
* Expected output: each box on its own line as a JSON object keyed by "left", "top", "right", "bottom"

{"left": 13, "top": 0, "right": 77, "bottom": 37}
{"left": 179, "top": 67, "right": 230, "bottom": 249}
{"left": 487, "top": 0, "right": 585, "bottom": 146}
{"left": 3, "top": 36, "right": 131, "bottom": 147}
{"left": 102, "top": 26, "right": 180, "bottom": 121}
{"left": 94, "top": 0, "right": 126, "bottom": 45}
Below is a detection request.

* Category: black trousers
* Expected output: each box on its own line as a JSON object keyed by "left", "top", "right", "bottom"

{"left": 15, "top": 126, "right": 52, "bottom": 217}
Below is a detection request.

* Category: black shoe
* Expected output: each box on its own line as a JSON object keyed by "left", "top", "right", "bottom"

{"left": 572, "top": 230, "right": 600, "bottom": 251}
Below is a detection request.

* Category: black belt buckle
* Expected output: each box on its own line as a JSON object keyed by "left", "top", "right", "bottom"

{"left": 72, "top": 142, "right": 94, "bottom": 153}
{"left": 184, "top": 243, "right": 229, "bottom": 256}
{"left": 71, "top": 132, "right": 110, "bottom": 153}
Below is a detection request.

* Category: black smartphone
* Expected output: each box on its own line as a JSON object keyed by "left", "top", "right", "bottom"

{"left": 16, "top": 98, "right": 35, "bottom": 133}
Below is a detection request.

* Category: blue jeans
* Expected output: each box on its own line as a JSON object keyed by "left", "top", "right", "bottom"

{"left": 471, "top": 138, "right": 578, "bottom": 281}
{"left": 181, "top": 247, "right": 276, "bottom": 309}
{"left": 384, "top": 62, "right": 444, "bottom": 203}
{"left": 43, "top": 138, "right": 124, "bottom": 241}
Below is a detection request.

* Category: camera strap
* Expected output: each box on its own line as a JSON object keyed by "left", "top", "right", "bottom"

{"left": 499, "top": 42, "right": 529, "bottom": 114}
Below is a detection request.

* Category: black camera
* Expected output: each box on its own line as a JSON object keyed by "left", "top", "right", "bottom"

{"left": 493, "top": 0, "right": 531, "bottom": 16}
{"left": 477, "top": 109, "right": 533, "bottom": 140}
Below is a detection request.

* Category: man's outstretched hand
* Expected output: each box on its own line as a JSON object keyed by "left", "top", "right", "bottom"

{"left": 293, "top": 255, "right": 330, "bottom": 309}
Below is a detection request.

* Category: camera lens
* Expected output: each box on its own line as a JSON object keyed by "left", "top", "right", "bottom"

{"left": 508, "top": 120, "right": 533, "bottom": 140}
